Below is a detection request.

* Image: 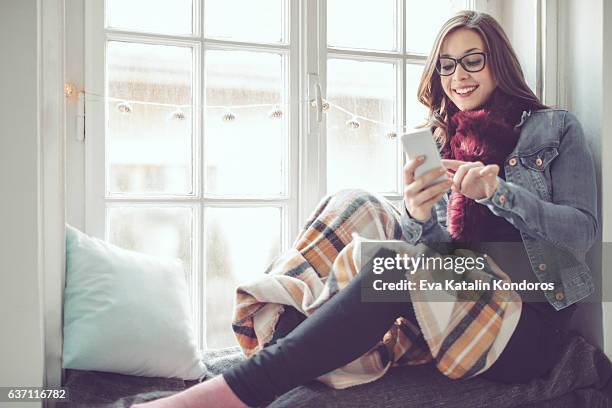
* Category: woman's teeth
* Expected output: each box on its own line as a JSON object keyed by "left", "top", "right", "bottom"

{"left": 454, "top": 86, "right": 478, "bottom": 96}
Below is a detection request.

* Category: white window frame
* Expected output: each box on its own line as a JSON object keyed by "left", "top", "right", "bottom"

{"left": 305, "top": 0, "right": 472, "bottom": 210}
{"left": 81, "top": 0, "right": 545, "bottom": 352}
{"left": 85, "top": 0, "right": 300, "bottom": 350}
{"left": 41, "top": 0, "right": 67, "bottom": 394}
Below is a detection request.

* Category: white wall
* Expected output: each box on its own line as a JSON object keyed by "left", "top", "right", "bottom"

{"left": 557, "top": 0, "right": 605, "bottom": 350}
{"left": 491, "top": 0, "right": 609, "bottom": 352}
{"left": 602, "top": 0, "right": 612, "bottom": 358}
{"left": 475, "top": 0, "right": 538, "bottom": 94}
{"left": 500, "top": 0, "right": 538, "bottom": 94}
{"left": 65, "top": 0, "right": 85, "bottom": 230}
{"left": 0, "top": 0, "right": 44, "bottom": 407}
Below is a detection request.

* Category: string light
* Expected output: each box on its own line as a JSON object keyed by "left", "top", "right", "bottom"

{"left": 168, "top": 107, "right": 186, "bottom": 121}
{"left": 323, "top": 100, "right": 421, "bottom": 138}
{"left": 222, "top": 110, "right": 237, "bottom": 122}
{"left": 345, "top": 117, "right": 361, "bottom": 130}
{"left": 268, "top": 105, "right": 284, "bottom": 119}
{"left": 75, "top": 91, "right": 421, "bottom": 136}
{"left": 64, "top": 82, "right": 76, "bottom": 98}
{"left": 116, "top": 101, "right": 133, "bottom": 115}
{"left": 386, "top": 131, "right": 398, "bottom": 140}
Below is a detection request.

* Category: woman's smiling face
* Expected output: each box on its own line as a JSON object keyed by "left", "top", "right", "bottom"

{"left": 439, "top": 28, "right": 496, "bottom": 111}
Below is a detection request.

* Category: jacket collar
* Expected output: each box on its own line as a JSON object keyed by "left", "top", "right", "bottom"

{"left": 511, "top": 109, "right": 562, "bottom": 157}
{"left": 513, "top": 110, "right": 532, "bottom": 130}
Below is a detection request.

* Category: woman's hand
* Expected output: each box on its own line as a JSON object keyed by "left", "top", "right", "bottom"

{"left": 441, "top": 159, "right": 500, "bottom": 200}
{"left": 403, "top": 156, "right": 453, "bottom": 222}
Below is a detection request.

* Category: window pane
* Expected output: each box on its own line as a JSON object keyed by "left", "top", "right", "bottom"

{"left": 205, "top": 207, "right": 282, "bottom": 348}
{"left": 108, "top": 206, "right": 194, "bottom": 282}
{"left": 106, "top": 0, "right": 194, "bottom": 35}
{"left": 205, "top": 50, "right": 286, "bottom": 197}
{"left": 107, "top": 41, "right": 194, "bottom": 196}
{"left": 327, "top": 0, "right": 397, "bottom": 51}
{"left": 406, "top": 63, "right": 429, "bottom": 129}
{"left": 405, "top": 0, "right": 458, "bottom": 54}
{"left": 326, "top": 58, "right": 398, "bottom": 194}
{"left": 205, "top": 0, "right": 286, "bottom": 43}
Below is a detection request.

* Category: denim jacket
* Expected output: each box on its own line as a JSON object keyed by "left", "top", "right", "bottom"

{"left": 400, "top": 109, "right": 598, "bottom": 311}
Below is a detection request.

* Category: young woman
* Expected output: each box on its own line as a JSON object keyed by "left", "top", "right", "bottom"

{"left": 133, "top": 10, "right": 597, "bottom": 408}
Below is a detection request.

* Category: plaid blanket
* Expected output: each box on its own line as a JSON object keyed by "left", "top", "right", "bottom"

{"left": 231, "top": 189, "right": 522, "bottom": 389}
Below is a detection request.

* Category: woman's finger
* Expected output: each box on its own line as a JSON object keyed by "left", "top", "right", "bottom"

{"left": 441, "top": 159, "right": 469, "bottom": 171}
{"left": 413, "top": 178, "right": 453, "bottom": 206}
{"left": 461, "top": 166, "right": 484, "bottom": 192}
{"left": 403, "top": 155, "right": 425, "bottom": 185}
{"left": 419, "top": 190, "right": 447, "bottom": 209}
{"left": 452, "top": 162, "right": 481, "bottom": 191}
{"left": 478, "top": 164, "right": 500, "bottom": 178}
{"left": 404, "top": 166, "right": 447, "bottom": 196}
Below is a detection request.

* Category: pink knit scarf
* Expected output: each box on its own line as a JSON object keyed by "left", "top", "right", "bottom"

{"left": 441, "top": 89, "right": 533, "bottom": 242}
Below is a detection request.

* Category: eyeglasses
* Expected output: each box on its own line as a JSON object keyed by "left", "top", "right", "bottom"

{"left": 436, "top": 52, "right": 487, "bottom": 76}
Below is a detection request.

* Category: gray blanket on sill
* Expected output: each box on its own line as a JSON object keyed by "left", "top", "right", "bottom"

{"left": 58, "top": 330, "right": 612, "bottom": 408}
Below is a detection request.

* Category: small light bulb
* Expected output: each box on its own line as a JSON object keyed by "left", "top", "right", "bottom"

{"left": 64, "top": 83, "right": 75, "bottom": 98}
{"left": 169, "top": 107, "right": 186, "bottom": 121}
{"left": 268, "top": 105, "right": 284, "bottom": 119}
{"left": 117, "top": 101, "right": 133, "bottom": 115}
{"left": 345, "top": 117, "right": 360, "bottom": 130}
{"left": 222, "top": 111, "right": 236, "bottom": 122}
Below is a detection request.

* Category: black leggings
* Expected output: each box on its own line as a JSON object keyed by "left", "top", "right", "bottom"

{"left": 222, "top": 268, "right": 568, "bottom": 407}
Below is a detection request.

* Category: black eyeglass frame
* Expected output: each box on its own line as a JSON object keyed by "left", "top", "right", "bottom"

{"left": 436, "top": 52, "right": 488, "bottom": 76}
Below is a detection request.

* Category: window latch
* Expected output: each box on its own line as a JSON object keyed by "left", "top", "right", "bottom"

{"left": 308, "top": 74, "right": 323, "bottom": 124}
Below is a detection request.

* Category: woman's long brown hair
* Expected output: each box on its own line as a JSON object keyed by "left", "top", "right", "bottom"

{"left": 417, "top": 10, "right": 548, "bottom": 145}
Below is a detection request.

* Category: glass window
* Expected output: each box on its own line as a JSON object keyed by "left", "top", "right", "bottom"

{"left": 204, "top": 207, "right": 282, "bottom": 348}
{"left": 326, "top": 58, "right": 398, "bottom": 193}
{"left": 106, "top": 41, "right": 194, "bottom": 195}
{"left": 406, "top": 0, "right": 458, "bottom": 54}
{"left": 106, "top": 0, "right": 194, "bottom": 35}
{"left": 205, "top": 0, "right": 287, "bottom": 43}
{"left": 205, "top": 50, "right": 287, "bottom": 197}
{"left": 108, "top": 206, "right": 194, "bottom": 283}
{"left": 327, "top": 0, "right": 397, "bottom": 51}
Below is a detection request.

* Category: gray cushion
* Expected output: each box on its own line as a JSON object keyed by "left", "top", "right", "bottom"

{"left": 60, "top": 331, "right": 612, "bottom": 408}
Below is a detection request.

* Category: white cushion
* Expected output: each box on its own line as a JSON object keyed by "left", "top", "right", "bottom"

{"left": 63, "top": 225, "right": 205, "bottom": 380}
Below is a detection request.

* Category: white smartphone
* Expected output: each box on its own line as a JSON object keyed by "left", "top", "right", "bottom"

{"left": 400, "top": 128, "right": 446, "bottom": 189}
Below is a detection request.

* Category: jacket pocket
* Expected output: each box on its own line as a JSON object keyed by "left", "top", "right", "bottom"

{"left": 518, "top": 146, "right": 559, "bottom": 171}
{"left": 518, "top": 145, "right": 559, "bottom": 201}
